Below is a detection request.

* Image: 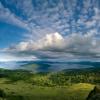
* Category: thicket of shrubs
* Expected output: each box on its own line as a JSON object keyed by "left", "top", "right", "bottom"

{"left": 0, "top": 68, "right": 99, "bottom": 86}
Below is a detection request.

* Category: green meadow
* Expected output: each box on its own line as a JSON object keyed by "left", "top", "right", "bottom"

{"left": 0, "top": 68, "right": 99, "bottom": 100}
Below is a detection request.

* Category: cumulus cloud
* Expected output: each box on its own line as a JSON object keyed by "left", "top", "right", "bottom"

{"left": 6, "top": 32, "right": 100, "bottom": 59}
{"left": 7, "top": 32, "right": 64, "bottom": 51}
{"left": 1, "top": 0, "right": 100, "bottom": 60}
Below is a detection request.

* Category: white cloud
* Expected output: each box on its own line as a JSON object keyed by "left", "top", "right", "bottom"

{"left": 8, "top": 32, "right": 64, "bottom": 51}
{"left": 0, "top": 2, "right": 29, "bottom": 30}
{"left": 0, "top": 0, "right": 100, "bottom": 38}
{"left": 1, "top": 0, "right": 100, "bottom": 60}
{"left": 6, "top": 31, "right": 100, "bottom": 59}
{"left": 0, "top": 52, "right": 37, "bottom": 62}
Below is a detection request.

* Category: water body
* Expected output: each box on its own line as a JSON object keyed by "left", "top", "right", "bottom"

{"left": 0, "top": 60, "right": 100, "bottom": 72}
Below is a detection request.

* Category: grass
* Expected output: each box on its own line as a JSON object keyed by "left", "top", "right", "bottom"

{"left": 0, "top": 78, "right": 94, "bottom": 100}
{"left": 0, "top": 68, "right": 99, "bottom": 100}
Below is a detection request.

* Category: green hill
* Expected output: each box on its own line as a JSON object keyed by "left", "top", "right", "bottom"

{"left": 0, "top": 68, "right": 99, "bottom": 100}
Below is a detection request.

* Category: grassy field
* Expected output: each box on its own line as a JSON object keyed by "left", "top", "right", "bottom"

{"left": 0, "top": 78, "right": 94, "bottom": 100}
{"left": 0, "top": 68, "right": 99, "bottom": 100}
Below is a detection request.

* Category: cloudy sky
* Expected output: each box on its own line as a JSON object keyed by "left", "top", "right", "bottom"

{"left": 0, "top": 0, "right": 100, "bottom": 62}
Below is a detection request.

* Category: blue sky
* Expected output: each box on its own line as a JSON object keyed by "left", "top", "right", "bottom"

{"left": 0, "top": 21, "right": 27, "bottom": 48}
{"left": 0, "top": 0, "right": 100, "bottom": 61}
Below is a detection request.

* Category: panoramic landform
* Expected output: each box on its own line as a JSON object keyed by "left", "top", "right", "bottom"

{"left": 0, "top": 0, "right": 100, "bottom": 100}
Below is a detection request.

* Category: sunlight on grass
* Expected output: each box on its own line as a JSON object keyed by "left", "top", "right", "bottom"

{"left": 0, "top": 79, "right": 94, "bottom": 100}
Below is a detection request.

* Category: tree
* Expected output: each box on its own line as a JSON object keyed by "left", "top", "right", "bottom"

{"left": 0, "top": 89, "right": 6, "bottom": 100}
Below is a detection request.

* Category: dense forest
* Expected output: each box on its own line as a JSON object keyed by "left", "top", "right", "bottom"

{"left": 0, "top": 68, "right": 100, "bottom": 86}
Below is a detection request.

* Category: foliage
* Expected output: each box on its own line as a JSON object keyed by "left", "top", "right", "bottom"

{"left": 0, "top": 68, "right": 99, "bottom": 100}
{"left": 0, "top": 68, "right": 100, "bottom": 86}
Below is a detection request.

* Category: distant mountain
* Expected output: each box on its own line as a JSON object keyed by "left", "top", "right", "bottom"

{"left": 0, "top": 60, "right": 100, "bottom": 72}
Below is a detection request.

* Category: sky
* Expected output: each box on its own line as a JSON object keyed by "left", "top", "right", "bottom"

{"left": 0, "top": 0, "right": 100, "bottom": 62}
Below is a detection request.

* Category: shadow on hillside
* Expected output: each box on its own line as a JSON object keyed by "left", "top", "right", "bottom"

{"left": 87, "top": 86, "right": 100, "bottom": 100}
